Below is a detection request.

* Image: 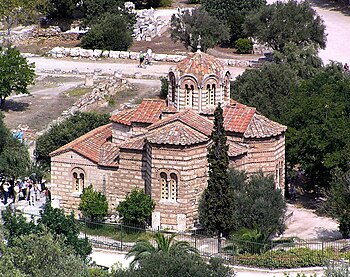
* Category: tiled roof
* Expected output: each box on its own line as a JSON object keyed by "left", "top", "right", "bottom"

{"left": 148, "top": 109, "right": 213, "bottom": 136}
{"left": 176, "top": 51, "right": 225, "bottom": 84}
{"left": 109, "top": 108, "right": 137, "bottom": 126}
{"left": 110, "top": 99, "right": 166, "bottom": 126}
{"left": 162, "top": 105, "right": 177, "bottom": 113}
{"left": 147, "top": 121, "right": 209, "bottom": 146}
{"left": 244, "top": 113, "right": 287, "bottom": 138}
{"left": 99, "top": 142, "right": 120, "bottom": 167}
{"left": 50, "top": 124, "right": 115, "bottom": 165}
{"left": 119, "top": 135, "right": 145, "bottom": 150}
{"left": 223, "top": 105, "right": 256, "bottom": 133}
{"left": 228, "top": 142, "right": 248, "bottom": 157}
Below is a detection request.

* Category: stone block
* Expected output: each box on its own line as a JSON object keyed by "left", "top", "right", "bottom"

{"left": 80, "top": 49, "right": 94, "bottom": 58}
{"left": 70, "top": 47, "right": 80, "bottom": 57}
{"left": 93, "top": 49, "right": 102, "bottom": 58}
{"left": 119, "top": 51, "right": 130, "bottom": 59}
{"left": 109, "top": 51, "right": 120, "bottom": 59}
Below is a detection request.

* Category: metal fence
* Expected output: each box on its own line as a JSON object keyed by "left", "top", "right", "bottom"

{"left": 79, "top": 219, "right": 350, "bottom": 268}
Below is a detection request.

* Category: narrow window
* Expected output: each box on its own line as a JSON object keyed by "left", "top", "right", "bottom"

{"left": 170, "top": 173, "right": 178, "bottom": 201}
{"left": 185, "top": 84, "right": 192, "bottom": 107}
{"left": 73, "top": 172, "right": 79, "bottom": 192}
{"left": 210, "top": 84, "right": 216, "bottom": 105}
{"left": 79, "top": 173, "right": 85, "bottom": 191}
{"left": 206, "top": 84, "right": 211, "bottom": 105}
{"left": 190, "top": 85, "right": 195, "bottom": 107}
{"left": 160, "top": 172, "right": 168, "bottom": 200}
{"left": 170, "top": 74, "right": 176, "bottom": 102}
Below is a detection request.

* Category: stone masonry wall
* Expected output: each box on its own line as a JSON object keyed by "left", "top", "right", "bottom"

{"left": 149, "top": 143, "right": 208, "bottom": 230}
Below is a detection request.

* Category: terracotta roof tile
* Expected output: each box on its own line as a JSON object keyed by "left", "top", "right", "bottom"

{"left": 147, "top": 121, "right": 209, "bottom": 146}
{"left": 223, "top": 105, "right": 256, "bottom": 133}
{"left": 119, "top": 135, "right": 145, "bottom": 150}
{"left": 50, "top": 124, "right": 114, "bottom": 164}
{"left": 99, "top": 142, "right": 119, "bottom": 167}
{"left": 110, "top": 99, "right": 166, "bottom": 126}
{"left": 176, "top": 51, "right": 225, "bottom": 84}
{"left": 110, "top": 108, "right": 136, "bottom": 126}
{"left": 148, "top": 109, "right": 213, "bottom": 136}
{"left": 228, "top": 142, "right": 248, "bottom": 157}
{"left": 244, "top": 113, "right": 287, "bottom": 138}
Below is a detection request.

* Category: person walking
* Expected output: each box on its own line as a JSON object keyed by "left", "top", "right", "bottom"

{"left": 138, "top": 51, "right": 145, "bottom": 68}
{"left": 146, "top": 47, "right": 153, "bottom": 65}
{"left": 2, "top": 181, "right": 9, "bottom": 205}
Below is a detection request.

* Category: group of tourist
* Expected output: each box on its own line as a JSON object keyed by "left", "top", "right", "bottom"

{"left": 0, "top": 177, "right": 51, "bottom": 206}
{"left": 138, "top": 47, "right": 153, "bottom": 68}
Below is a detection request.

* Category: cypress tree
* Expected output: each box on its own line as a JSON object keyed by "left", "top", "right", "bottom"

{"left": 199, "top": 103, "right": 235, "bottom": 241}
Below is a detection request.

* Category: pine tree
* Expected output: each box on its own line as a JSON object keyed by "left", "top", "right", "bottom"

{"left": 199, "top": 103, "right": 235, "bottom": 241}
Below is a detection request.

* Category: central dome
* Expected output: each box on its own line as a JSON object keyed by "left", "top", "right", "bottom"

{"left": 176, "top": 51, "right": 225, "bottom": 84}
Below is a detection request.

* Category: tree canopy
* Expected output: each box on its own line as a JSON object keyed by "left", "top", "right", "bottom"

{"left": 199, "top": 103, "right": 235, "bottom": 238}
{"left": 78, "top": 184, "right": 108, "bottom": 222}
{"left": 46, "top": 0, "right": 79, "bottom": 19}
{"left": 113, "top": 252, "right": 232, "bottom": 277}
{"left": 0, "top": 113, "right": 30, "bottom": 178}
{"left": 243, "top": 0, "right": 326, "bottom": 52}
{"left": 117, "top": 188, "right": 155, "bottom": 226}
{"left": 170, "top": 8, "right": 230, "bottom": 52}
{"left": 231, "top": 62, "right": 298, "bottom": 120}
{"left": 35, "top": 111, "right": 110, "bottom": 169}
{"left": 80, "top": 13, "right": 133, "bottom": 51}
{"left": 282, "top": 63, "right": 350, "bottom": 188}
{"left": 0, "top": 46, "right": 35, "bottom": 109}
{"left": 229, "top": 169, "right": 286, "bottom": 238}
{"left": 202, "top": 0, "right": 266, "bottom": 43}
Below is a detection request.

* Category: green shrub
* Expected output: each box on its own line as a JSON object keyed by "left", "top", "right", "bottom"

{"left": 81, "top": 13, "right": 133, "bottom": 51}
{"left": 159, "top": 0, "right": 172, "bottom": 6}
{"left": 188, "top": 0, "right": 200, "bottom": 3}
{"left": 234, "top": 248, "right": 333, "bottom": 269}
{"left": 235, "top": 38, "right": 253, "bottom": 54}
{"left": 78, "top": 185, "right": 108, "bottom": 222}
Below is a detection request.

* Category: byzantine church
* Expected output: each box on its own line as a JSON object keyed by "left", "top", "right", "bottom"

{"left": 50, "top": 49, "right": 286, "bottom": 231}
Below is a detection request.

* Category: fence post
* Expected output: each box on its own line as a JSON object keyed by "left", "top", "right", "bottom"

{"left": 194, "top": 229, "right": 197, "bottom": 250}
{"left": 120, "top": 224, "right": 123, "bottom": 251}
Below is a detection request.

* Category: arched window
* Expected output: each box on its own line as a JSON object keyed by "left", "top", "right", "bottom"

{"left": 185, "top": 84, "right": 192, "bottom": 107}
{"left": 190, "top": 85, "right": 195, "bottom": 107}
{"left": 170, "top": 173, "right": 178, "bottom": 201}
{"left": 170, "top": 73, "right": 176, "bottom": 103}
{"left": 206, "top": 84, "right": 215, "bottom": 105}
{"left": 160, "top": 172, "right": 168, "bottom": 200}
{"left": 72, "top": 168, "right": 85, "bottom": 192}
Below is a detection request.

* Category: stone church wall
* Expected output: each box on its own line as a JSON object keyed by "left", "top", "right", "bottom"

{"left": 112, "top": 123, "right": 131, "bottom": 144}
{"left": 51, "top": 151, "right": 117, "bottom": 216}
{"left": 149, "top": 143, "right": 209, "bottom": 230}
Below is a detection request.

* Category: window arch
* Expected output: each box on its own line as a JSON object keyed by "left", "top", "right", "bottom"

{"left": 169, "top": 72, "right": 176, "bottom": 103}
{"left": 185, "top": 84, "right": 193, "bottom": 107}
{"left": 160, "top": 172, "right": 178, "bottom": 202}
{"left": 206, "top": 84, "right": 215, "bottom": 105}
{"left": 160, "top": 172, "right": 168, "bottom": 200}
{"left": 72, "top": 168, "right": 85, "bottom": 192}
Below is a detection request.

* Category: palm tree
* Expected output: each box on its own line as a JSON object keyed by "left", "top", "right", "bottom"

{"left": 127, "top": 232, "right": 199, "bottom": 267}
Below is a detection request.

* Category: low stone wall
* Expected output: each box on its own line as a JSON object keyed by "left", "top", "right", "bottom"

{"left": 48, "top": 46, "right": 254, "bottom": 67}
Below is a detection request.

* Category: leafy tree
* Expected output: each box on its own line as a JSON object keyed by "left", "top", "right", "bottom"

{"left": 0, "top": 46, "right": 35, "bottom": 109}
{"left": 0, "top": 113, "right": 30, "bottom": 178}
{"left": 0, "top": 0, "right": 46, "bottom": 44}
{"left": 35, "top": 112, "right": 110, "bottom": 169}
{"left": 159, "top": 77, "right": 168, "bottom": 99}
{"left": 235, "top": 38, "right": 253, "bottom": 54}
{"left": 81, "top": 0, "right": 135, "bottom": 27}
{"left": 202, "top": 0, "right": 265, "bottom": 43}
{"left": 199, "top": 103, "right": 235, "bottom": 240}
{"left": 231, "top": 62, "right": 298, "bottom": 120}
{"left": 117, "top": 188, "right": 155, "bottom": 226}
{"left": 46, "top": 0, "right": 79, "bottom": 19}
{"left": 243, "top": 0, "right": 326, "bottom": 52}
{"left": 170, "top": 8, "right": 230, "bottom": 52}
{"left": 78, "top": 184, "right": 108, "bottom": 222}
{"left": 0, "top": 231, "right": 88, "bottom": 277}
{"left": 283, "top": 62, "right": 350, "bottom": 188}
{"left": 230, "top": 170, "right": 286, "bottom": 238}
{"left": 80, "top": 13, "right": 133, "bottom": 51}
{"left": 324, "top": 168, "right": 350, "bottom": 238}
{"left": 114, "top": 252, "right": 232, "bottom": 277}
{"left": 126, "top": 232, "right": 199, "bottom": 267}
{"left": 37, "top": 203, "right": 92, "bottom": 259}
{"left": 273, "top": 42, "right": 323, "bottom": 79}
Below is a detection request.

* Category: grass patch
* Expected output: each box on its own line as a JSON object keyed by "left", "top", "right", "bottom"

{"left": 66, "top": 87, "right": 92, "bottom": 97}
{"left": 80, "top": 222, "right": 153, "bottom": 242}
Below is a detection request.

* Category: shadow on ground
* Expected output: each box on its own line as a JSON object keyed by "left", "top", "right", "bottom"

{"left": 3, "top": 99, "right": 30, "bottom": 112}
